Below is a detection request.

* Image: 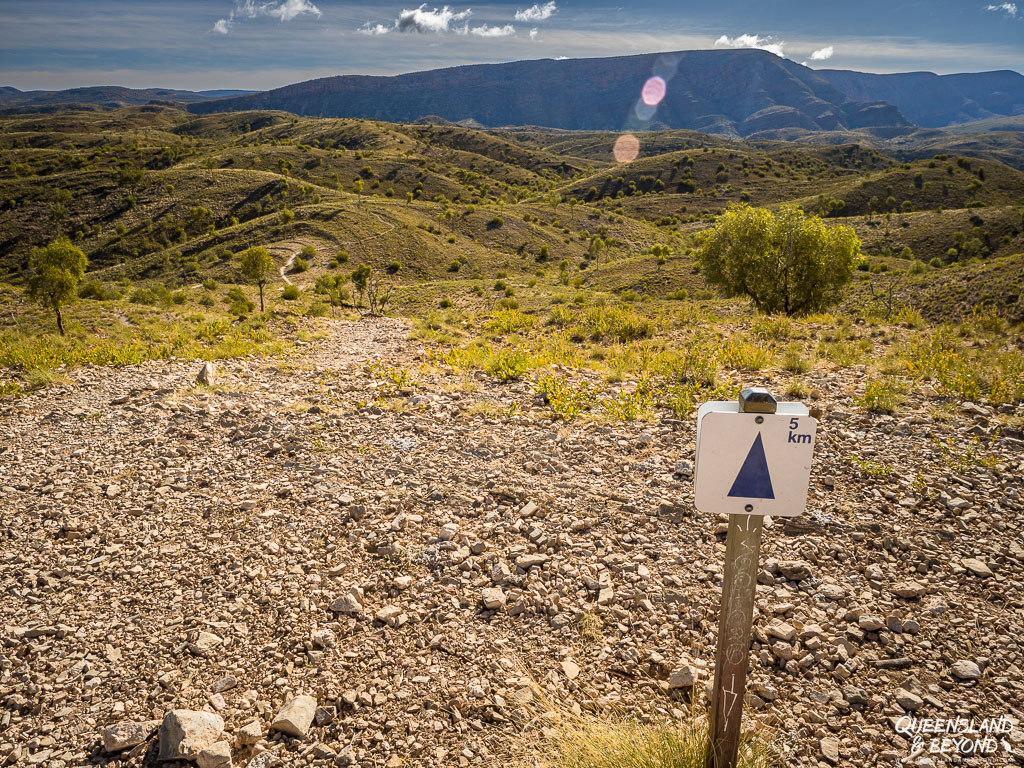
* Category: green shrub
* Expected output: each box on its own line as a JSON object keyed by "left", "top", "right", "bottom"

{"left": 487, "top": 349, "right": 530, "bottom": 380}
{"left": 78, "top": 280, "right": 120, "bottom": 301}
{"left": 130, "top": 287, "right": 159, "bottom": 305}
{"left": 386, "top": 261, "right": 402, "bottom": 274}
{"left": 292, "top": 258, "right": 308, "bottom": 273}
{"left": 282, "top": 285, "right": 300, "bottom": 300}
{"left": 307, "top": 301, "right": 328, "bottom": 316}
{"left": 856, "top": 378, "right": 907, "bottom": 413}
{"left": 535, "top": 374, "right": 597, "bottom": 420}
{"left": 486, "top": 309, "right": 534, "bottom": 334}
{"left": 665, "top": 288, "right": 688, "bottom": 301}
{"left": 440, "top": 298, "right": 453, "bottom": 308}
{"left": 721, "top": 338, "right": 772, "bottom": 370}
{"left": 225, "top": 286, "right": 254, "bottom": 316}
{"left": 780, "top": 345, "right": 812, "bottom": 373}
{"left": 752, "top": 315, "right": 791, "bottom": 341}
{"left": 448, "top": 260, "right": 461, "bottom": 273}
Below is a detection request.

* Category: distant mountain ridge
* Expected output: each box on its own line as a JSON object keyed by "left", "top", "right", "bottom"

{"left": 185, "top": 50, "right": 911, "bottom": 137}
{"left": 6, "top": 50, "right": 1023, "bottom": 137}
{"left": 0, "top": 86, "right": 256, "bottom": 109}
{"left": 817, "top": 69, "right": 1024, "bottom": 128}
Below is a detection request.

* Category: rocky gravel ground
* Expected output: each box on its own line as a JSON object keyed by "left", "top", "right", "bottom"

{"left": 2, "top": 316, "right": 1023, "bottom": 768}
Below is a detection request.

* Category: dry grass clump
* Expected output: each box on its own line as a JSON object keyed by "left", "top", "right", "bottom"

{"left": 521, "top": 710, "right": 777, "bottom": 768}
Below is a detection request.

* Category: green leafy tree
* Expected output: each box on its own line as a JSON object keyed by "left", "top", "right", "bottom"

{"left": 351, "top": 264, "right": 372, "bottom": 306}
{"left": 26, "top": 237, "right": 88, "bottom": 335}
{"left": 694, "top": 204, "right": 861, "bottom": 316}
{"left": 239, "top": 246, "right": 274, "bottom": 312}
{"left": 651, "top": 244, "right": 672, "bottom": 270}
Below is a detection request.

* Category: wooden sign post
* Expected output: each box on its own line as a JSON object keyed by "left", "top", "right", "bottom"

{"left": 707, "top": 512, "right": 763, "bottom": 768}
{"left": 694, "top": 387, "right": 817, "bottom": 768}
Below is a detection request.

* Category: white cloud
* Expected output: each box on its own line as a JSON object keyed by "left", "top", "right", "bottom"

{"left": 809, "top": 45, "right": 834, "bottom": 60}
{"left": 212, "top": 0, "right": 320, "bottom": 34}
{"left": 265, "top": 0, "right": 322, "bottom": 21}
{"left": 515, "top": 1, "right": 557, "bottom": 22}
{"left": 358, "top": 22, "right": 391, "bottom": 35}
{"left": 985, "top": 3, "right": 1019, "bottom": 17}
{"left": 529, "top": 27, "right": 539, "bottom": 40}
{"left": 396, "top": 5, "right": 473, "bottom": 33}
{"left": 470, "top": 23, "right": 515, "bottom": 36}
{"left": 714, "top": 33, "right": 785, "bottom": 57}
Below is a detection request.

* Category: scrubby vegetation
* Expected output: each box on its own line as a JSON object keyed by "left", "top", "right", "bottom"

{"left": 0, "top": 104, "right": 1021, "bottom": 413}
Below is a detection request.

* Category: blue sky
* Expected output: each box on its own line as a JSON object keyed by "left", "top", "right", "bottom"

{"left": 0, "top": 0, "right": 1021, "bottom": 91}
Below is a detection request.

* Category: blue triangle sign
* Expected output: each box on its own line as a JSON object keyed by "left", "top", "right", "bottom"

{"left": 728, "top": 433, "right": 775, "bottom": 499}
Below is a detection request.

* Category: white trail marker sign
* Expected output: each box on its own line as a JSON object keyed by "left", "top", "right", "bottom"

{"left": 695, "top": 387, "right": 818, "bottom": 768}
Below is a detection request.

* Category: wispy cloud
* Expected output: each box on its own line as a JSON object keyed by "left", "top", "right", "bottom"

{"left": 396, "top": 5, "right": 472, "bottom": 33}
{"left": 514, "top": 1, "right": 557, "bottom": 22}
{"left": 985, "top": 3, "right": 1019, "bottom": 17}
{"left": 810, "top": 45, "right": 834, "bottom": 60}
{"left": 714, "top": 33, "right": 785, "bottom": 57}
{"left": 470, "top": 23, "right": 515, "bottom": 36}
{"left": 212, "top": 0, "right": 320, "bottom": 34}
{"left": 529, "top": 27, "right": 539, "bottom": 40}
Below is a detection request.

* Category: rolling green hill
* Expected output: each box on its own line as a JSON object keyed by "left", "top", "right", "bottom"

{"left": 1, "top": 103, "right": 1022, "bottom": 326}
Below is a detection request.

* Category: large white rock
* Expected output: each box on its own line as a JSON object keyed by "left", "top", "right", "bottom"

{"left": 102, "top": 719, "right": 160, "bottom": 752}
{"left": 196, "top": 361, "right": 216, "bottom": 386}
{"left": 234, "top": 719, "right": 263, "bottom": 747}
{"left": 951, "top": 660, "right": 981, "bottom": 681}
{"left": 196, "top": 740, "right": 233, "bottom": 768}
{"left": 481, "top": 587, "right": 506, "bottom": 610}
{"left": 329, "top": 594, "right": 362, "bottom": 613}
{"left": 158, "top": 710, "right": 225, "bottom": 760}
{"left": 270, "top": 694, "right": 317, "bottom": 738}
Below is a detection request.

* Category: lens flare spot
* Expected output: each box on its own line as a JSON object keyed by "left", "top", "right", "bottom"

{"left": 613, "top": 133, "right": 640, "bottom": 163}
{"left": 641, "top": 75, "right": 666, "bottom": 106}
{"left": 634, "top": 101, "right": 657, "bottom": 122}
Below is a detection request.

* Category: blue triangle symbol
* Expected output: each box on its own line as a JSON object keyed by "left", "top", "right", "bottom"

{"left": 728, "top": 433, "right": 775, "bottom": 499}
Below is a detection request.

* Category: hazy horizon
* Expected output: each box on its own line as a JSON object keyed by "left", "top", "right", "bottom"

{"left": 3, "top": 48, "right": 1022, "bottom": 94}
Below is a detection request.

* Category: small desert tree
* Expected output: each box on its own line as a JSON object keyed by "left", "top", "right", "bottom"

{"left": 351, "top": 264, "right": 372, "bottom": 306}
{"left": 239, "top": 246, "right": 274, "bottom": 312}
{"left": 651, "top": 243, "right": 672, "bottom": 270}
{"left": 588, "top": 236, "right": 605, "bottom": 268}
{"left": 26, "top": 237, "right": 88, "bottom": 335}
{"left": 694, "top": 204, "right": 861, "bottom": 316}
